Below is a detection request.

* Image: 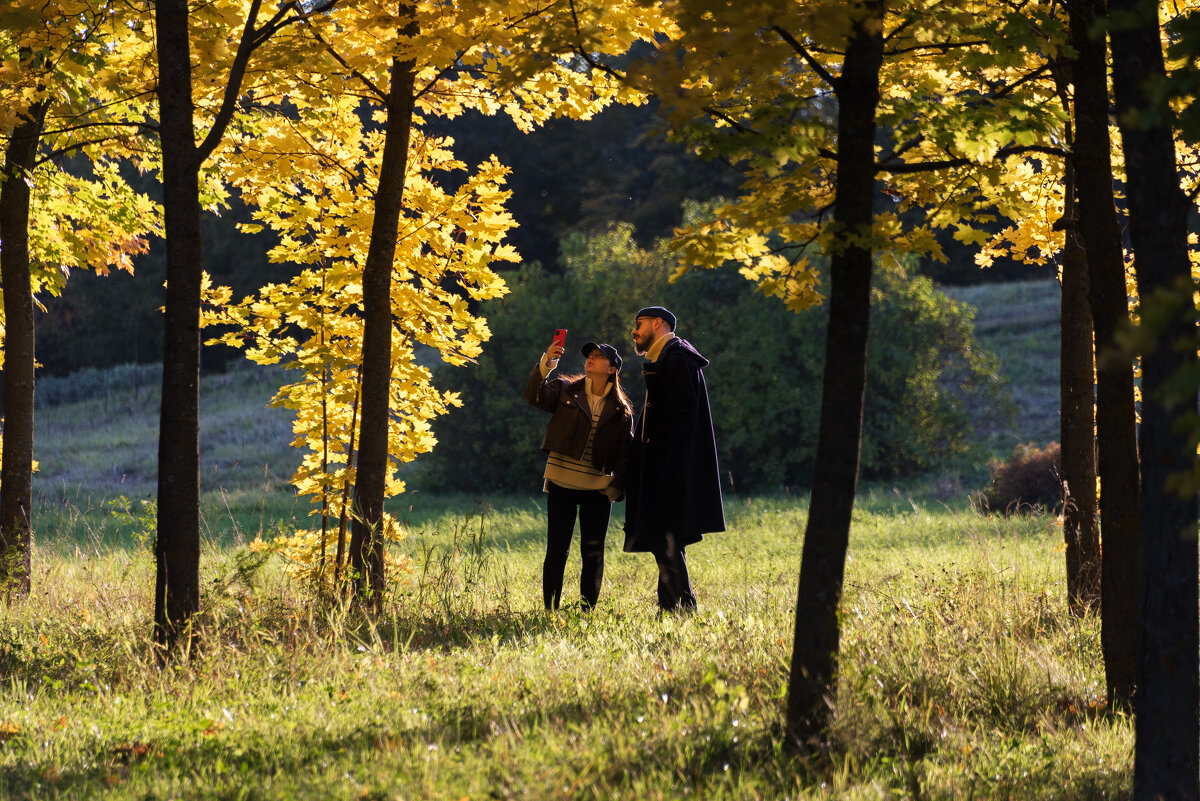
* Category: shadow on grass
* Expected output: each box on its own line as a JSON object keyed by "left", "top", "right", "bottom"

{"left": 0, "top": 672, "right": 798, "bottom": 800}
{"left": 0, "top": 692, "right": 1131, "bottom": 801}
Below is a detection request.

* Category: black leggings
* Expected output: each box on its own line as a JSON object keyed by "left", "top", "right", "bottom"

{"left": 544, "top": 482, "right": 612, "bottom": 610}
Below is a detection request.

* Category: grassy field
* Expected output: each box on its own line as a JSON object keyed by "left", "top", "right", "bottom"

{"left": 3, "top": 278, "right": 1117, "bottom": 800}
{"left": 6, "top": 492, "right": 1122, "bottom": 800}
{"left": 946, "top": 279, "right": 1060, "bottom": 450}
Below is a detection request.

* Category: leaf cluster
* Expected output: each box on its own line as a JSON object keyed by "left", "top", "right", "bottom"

{"left": 191, "top": 0, "right": 676, "bottom": 584}
{"left": 0, "top": 0, "right": 162, "bottom": 352}
{"left": 600, "top": 0, "right": 1073, "bottom": 308}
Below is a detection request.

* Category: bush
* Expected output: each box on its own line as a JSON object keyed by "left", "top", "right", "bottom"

{"left": 412, "top": 224, "right": 1012, "bottom": 493}
{"left": 975, "top": 442, "right": 1063, "bottom": 514}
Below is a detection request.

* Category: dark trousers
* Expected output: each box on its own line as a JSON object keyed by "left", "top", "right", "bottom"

{"left": 544, "top": 482, "right": 612, "bottom": 610}
{"left": 652, "top": 530, "right": 696, "bottom": 613}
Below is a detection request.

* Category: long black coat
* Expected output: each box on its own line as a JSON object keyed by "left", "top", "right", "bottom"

{"left": 623, "top": 337, "right": 725, "bottom": 552}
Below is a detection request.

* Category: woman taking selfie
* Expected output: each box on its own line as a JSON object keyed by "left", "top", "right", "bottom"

{"left": 524, "top": 336, "right": 634, "bottom": 611}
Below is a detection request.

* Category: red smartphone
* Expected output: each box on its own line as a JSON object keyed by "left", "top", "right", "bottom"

{"left": 551, "top": 329, "right": 567, "bottom": 348}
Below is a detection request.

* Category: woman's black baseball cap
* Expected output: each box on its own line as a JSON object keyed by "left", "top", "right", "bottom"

{"left": 580, "top": 342, "right": 623, "bottom": 372}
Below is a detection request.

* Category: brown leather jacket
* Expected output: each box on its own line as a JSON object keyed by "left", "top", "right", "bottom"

{"left": 525, "top": 365, "right": 634, "bottom": 495}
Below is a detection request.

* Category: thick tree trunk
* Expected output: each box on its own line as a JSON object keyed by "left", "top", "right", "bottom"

{"left": 1109, "top": 1, "right": 1200, "bottom": 797}
{"left": 0, "top": 101, "right": 48, "bottom": 599}
{"left": 1067, "top": 0, "right": 1141, "bottom": 706}
{"left": 1057, "top": 167, "right": 1099, "bottom": 616}
{"left": 153, "top": 0, "right": 204, "bottom": 650}
{"left": 349, "top": 19, "right": 417, "bottom": 606}
{"left": 785, "top": 1, "right": 885, "bottom": 746}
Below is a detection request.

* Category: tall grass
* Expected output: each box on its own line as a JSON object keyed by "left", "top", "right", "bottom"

{"left": 35, "top": 362, "right": 301, "bottom": 551}
{"left": 1, "top": 487, "right": 1127, "bottom": 800}
{"left": 2, "top": 283, "right": 1114, "bottom": 798}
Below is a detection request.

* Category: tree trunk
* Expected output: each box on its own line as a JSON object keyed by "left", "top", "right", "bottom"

{"left": 349, "top": 12, "right": 417, "bottom": 607}
{"left": 1057, "top": 159, "right": 1099, "bottom": 616}
{"left": 153, "top": 0, "right": 204, "bottom": 650}
{"left": 1067, "top": 0, "right": 1141, "bottom": 704}
{"left": 1109, "top": 1, "right": 1200, "bottom": 797}
{"left": 785, "top": 0, "right": 885, "bottom": 746}
{"left": 0, "top": 101, "right": 48, "bottom": 599}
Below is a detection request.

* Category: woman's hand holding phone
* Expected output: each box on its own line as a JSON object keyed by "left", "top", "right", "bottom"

{"left": 543, "top": 329, "right": 566, "bottom": 370}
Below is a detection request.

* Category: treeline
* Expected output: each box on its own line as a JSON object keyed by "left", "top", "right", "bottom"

{"left": 34, "top": 100, "right": 1050, "bottom": 378}
{"left": 34, "top": 101, "right": 744, "bottom": 376}
{"left": 414, "top": 224, "right": 1011, "bottom": 494}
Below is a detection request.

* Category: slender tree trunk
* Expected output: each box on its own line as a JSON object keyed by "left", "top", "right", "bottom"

{"left": 785, "top": 0, "right": 885, "bottom": 746}
{"left": 1057, "top": 158, "right": 1099, "bottom": 616}
{"left": 1109, "top": 1, "right": 1200, "bottom": 797}
{"left": 153, "top": 0, "right": 204, "bottom": 650}
{"left": 0, "top": 101, "right": 48, "bottom": 599}
{"left": 335, "top": 368, "right": 360, "bottom": 587}
{"left": 349, "top": 10, "right": 417, "bottom": 607}
{"left": 1067, "top": 0, "right": 1141, "bottom": 703}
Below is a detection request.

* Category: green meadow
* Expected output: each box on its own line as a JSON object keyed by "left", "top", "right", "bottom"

{"left": 3, "top": 279, "right": 1127, "bottom": 800}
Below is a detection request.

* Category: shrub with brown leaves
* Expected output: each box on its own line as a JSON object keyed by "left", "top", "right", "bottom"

{"left": 974, "top": 442, "right": 1062, "bottom": 515}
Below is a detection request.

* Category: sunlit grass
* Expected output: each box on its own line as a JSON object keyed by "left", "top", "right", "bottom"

{"left": 2, "top": 282, "right": 1113, "bottom": 799}
{"left": 2, "top": 489, "right": 1129, "bottom": 800}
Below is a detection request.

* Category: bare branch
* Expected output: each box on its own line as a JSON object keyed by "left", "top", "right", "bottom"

{"left": 772, "top": 26, "right": 838, "bottom": 88}
{"left": 878, "top": 143, "right": 1065, "bottom": 174}
{"left": 301, "top": 10, "right": 386, "bottom": 102}
{"left": 885, "top": 39, "right": 990, "bottom": 57}
{"left": 198, "top": 0, "right": 340, "bottom": 163}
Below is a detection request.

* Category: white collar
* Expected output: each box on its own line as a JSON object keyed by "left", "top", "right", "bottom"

{"left": 585, "top": 380, "right": 613, "bottom": 401}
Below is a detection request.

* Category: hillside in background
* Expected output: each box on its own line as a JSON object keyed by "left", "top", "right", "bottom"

{"left": 947, "top": 279, "right": 1060, "bottom": 451}
{"left": 31, "top": 278, "right": 1061, "bottom": 509}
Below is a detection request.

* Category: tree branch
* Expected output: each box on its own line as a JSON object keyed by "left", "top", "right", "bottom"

{"left": 197, "top": 0, "right": 334, "bottom": 164}
{"left": 883, "top": 15, "right": 918, "bottom": 45}
{"left": 885, "top": 39, "right": 990, "bottom": 57}
{"left": 36, "top": 117, "right": 155, "bottom": 141}
{"left": 196, "top": 0, "right": 267, "bottom": 164}
{"left": 570, "top": 29, "right": 761, "bottom": 135}
{"left": 302, "top": 11, "right": 386, "bottom": 102}
{"left": 875, "top": 134, "right": 924, "bottom": 166}
{"left": 989, "top": 62, "right": 1055, "bottom": 100}
{"left": 772, "top": 25, "right": 838, "bottom": 88}
{"left": 412, "top": 61, "right": 463, "bottom": 104}
{"left": 35, "top": 133, "right": 155, "bottom": 166}
{"left": 878, "top": 143, "right": 1066, "bottom": 174}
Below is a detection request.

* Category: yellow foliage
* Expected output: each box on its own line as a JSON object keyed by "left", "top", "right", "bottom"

{"left": 201, "top": 0, "right": 670, "bottom": 585}
{"left": 632, "top": 0, "right": 1072, "bottom": 304}
{"left": 250, "top": 513, "right": 413, "bottom": 592}
{"left": 0, "top": 0, "right": 161, "bottom": 362}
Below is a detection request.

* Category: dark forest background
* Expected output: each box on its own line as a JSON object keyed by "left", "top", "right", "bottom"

{"left": 35, "top": 101, "right": 1052, "bottom": 378}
